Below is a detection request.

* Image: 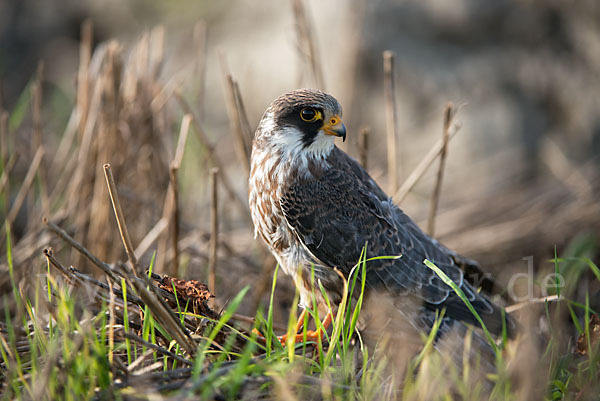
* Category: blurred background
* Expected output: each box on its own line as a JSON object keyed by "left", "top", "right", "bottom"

{"left": 1, "top": 0, "right": 599, "bottom": 320}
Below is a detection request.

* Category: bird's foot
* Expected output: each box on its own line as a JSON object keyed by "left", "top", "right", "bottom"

{"left": 252, "top": 309, "right": 332, "bottom": 346}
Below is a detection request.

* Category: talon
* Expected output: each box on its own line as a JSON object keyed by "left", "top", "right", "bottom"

{"left": 253, "top": 310, "right": 333, "bottom": 347}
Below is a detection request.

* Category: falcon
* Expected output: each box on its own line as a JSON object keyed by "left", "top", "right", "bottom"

{"left": 248, "top": 88, "right": 514, "bottom": 348}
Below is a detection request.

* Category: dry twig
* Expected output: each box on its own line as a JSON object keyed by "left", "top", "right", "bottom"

{"left": 427, "top": 103, "right": 453, "bottom": 236}
{"left": 383, "top": 51, "right": 399, "bottom": 194}
{"left": 209, "top": 168, "right": 219, "bottom": 308}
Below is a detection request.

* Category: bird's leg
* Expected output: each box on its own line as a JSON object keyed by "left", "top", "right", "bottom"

{"left": 253, "top": 309, "right": 334, "bottom": 346}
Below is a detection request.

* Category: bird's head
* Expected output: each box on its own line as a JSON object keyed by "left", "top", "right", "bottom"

{"left": 255, "top": 89, "right": 346, "bottom": 160}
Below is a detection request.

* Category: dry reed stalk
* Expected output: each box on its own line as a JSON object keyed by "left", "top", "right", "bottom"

{"left": 169, "top": 164, "right": 180, "bottom": 275}
{"left": 5, "top": 147, "right": 44, "bottom": 230}
{"left": 233, "top": 80, "right": 253, "bottom": 148}
{"left": 383, "top": 51, "right": 399, "bottom": 194}
{"left": 358, "top": 127, "right": 369, "bottom": 169}
{"left": 103, "top": 164, "right": 139, "bottom": 275}
{"left": 292, "top": 0, "right": 325, "bottom": 90}
{"left": 77, "top": 20, "right": 93, "bottom": 138}
{"left": 134, "top": 217, "right": 168, "bottom": 261}
{"left": 156, "top": 185, "right": 174, "bottom": 273}
{"left": 167, "top": 114, "right": 192, "bottom": 275}
{"left": 208, "top": 168, "right": 219, "bottom": 308}
{"left": 427, "top": 103, "right": 453, "bottom": 236}
{"left": 392, "top": 121, "right": 460, "bottom": 203}
{"left": 223, "top": 74, "right": 250, "bottom": 176}
{"left": 103, "top": 164, "right": 195, "bottom": 355}
{"left": 175, "top": 92, "right": 251, "bottom": 221}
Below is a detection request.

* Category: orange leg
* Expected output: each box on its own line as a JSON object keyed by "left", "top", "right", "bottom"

{"left": 253, "top": 309, "right": 333, "bottom": 346}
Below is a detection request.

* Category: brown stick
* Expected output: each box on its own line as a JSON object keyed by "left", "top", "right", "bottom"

{"left": 427, "top": 103, "right": 453, "bottom": 237}
{"left": 392, "top": 120, "right": 460, "bottom": 204}
{"left": 233, "top": 80, "right": 253, "bottom": 150}
{"left": 208, "top": 168, "right": 219, "bottom": 308}
{"left": 5, "top": 147, "right": 44, "bottom": 229}
{"left": 223, "top": 74, "right": 250, "bottom": 176}
{"left": 292, "top": 0, "right": 325, "bottom": 90}
{"left": 166, "top": 114, "right": 192, "bottom": 276}
{"left": 169, "top": 164, "right": 180, "bottom": 275}
{"left": 383, "top": 51, "right": 398, "bottom": 194}
{"left": 103, "top": 164, "right": 139, "bottom": 276}
{"left": 134, "top": 216, "right": 168, "bottom": 261}
{"left": 173, "top": 114, "right": 192, "bottom": 167}
{"left": 358, "top": 127, "right": 369, "bottom": 170}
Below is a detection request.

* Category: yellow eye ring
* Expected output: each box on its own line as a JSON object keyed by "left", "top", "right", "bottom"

{"left": 329, "top": 117, "right": 339, "bottom": 125}
{"left": 300, "top": 108, "right": 321, "bottom": 122}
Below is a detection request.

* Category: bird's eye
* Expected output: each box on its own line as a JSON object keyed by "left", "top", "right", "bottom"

{"left": 300, "top": 108, "right": 319, "bottom": 122}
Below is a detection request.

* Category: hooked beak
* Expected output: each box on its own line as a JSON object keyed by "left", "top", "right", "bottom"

{"left": 321, "top": 115, "right": 346, "bottom": 142}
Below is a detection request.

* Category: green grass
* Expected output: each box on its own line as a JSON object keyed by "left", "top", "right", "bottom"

{"left": 1, "top": 228, "right": 599, "bottom": 400}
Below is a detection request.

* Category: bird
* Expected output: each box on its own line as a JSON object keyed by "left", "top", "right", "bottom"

{"left": 248, "top": 88, "right": 515, "bottom": 352}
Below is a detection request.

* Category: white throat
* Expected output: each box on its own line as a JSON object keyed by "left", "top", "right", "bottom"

{"left": 259, "top": 113, "right": 334, "bottom": 171}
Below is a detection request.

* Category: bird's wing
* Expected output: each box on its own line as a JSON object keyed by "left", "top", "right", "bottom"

{"left": 280, "top": 153, "right": 509, "bottom": 335}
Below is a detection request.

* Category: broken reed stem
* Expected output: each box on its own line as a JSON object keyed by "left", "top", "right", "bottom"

{"left": 233, "top": 80, "right": 253, "bottom": 149}
{"left": 392, "top": 120, "right": 461, "bottom": 204}
{"left": 135, "top": 217, "right": 169, "bottom": 261}
{"left": 174, "top": 114, "right": 192, "bottom": 166}
{"left": 103, "top": 164, "right": 139, "bottom": 276}
{"left": 5, "top": 147, "right": 44, "bottom": 229}
{"left": 175, "top": 92, "right": 251, "bottom": 222}
{"left": 166, "top": 113, "right": 192, "bottom": 276}
{"left": 427, "top": 103, "right": 453, "bottom": 237}
{"left": 292, "top": 0, "right": 325, "bottom": 90}
{"left": 383, "top": 51, "right": 399, "bottom": 194}
{"left": 224, "top": 74, "right": 250, "bottom": 176}
{"left": 208, "top": 168, "right": 219, "bottom": 308}
{"left": 358, "top": 126, "right": 370, "bottom": 169}
{"left": 169, "top": 164, "right": 180, "bottom": 275}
